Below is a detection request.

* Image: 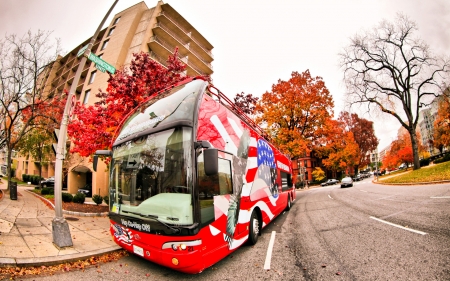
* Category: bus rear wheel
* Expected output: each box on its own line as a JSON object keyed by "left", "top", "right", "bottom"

{"left": 286, "top": 195, "right": 292, "bottom": 211}
{"left": 248, "top": 210, "right": 260, "bottom": 245}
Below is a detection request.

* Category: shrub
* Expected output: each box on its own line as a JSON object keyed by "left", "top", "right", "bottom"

{"left": 92, "top": 194, "right": 103, "bottom": 205}
{"left": 41, "top": 187, "right": 54, "bottom": 195}
{"left": 103, "top": 195, "right": 109, "bottom": 205}
{"left": 62, "top": 192, "right": 73, "bottom": 203}
{"left": 420, "top": 158, "right": 430, "bottom": 167}
{"left": 434, "top": 153, "right": 450, "bottom": 164}
{"left": 73, "top": 192, "right": 86, "bottom": 204}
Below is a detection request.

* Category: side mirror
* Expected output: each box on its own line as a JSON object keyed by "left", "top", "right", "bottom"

{"left": 93, "top": 150, "right": 112, "bottom": 172}
{"left": 204, "top": 148, "right": 218, "bottom": 176}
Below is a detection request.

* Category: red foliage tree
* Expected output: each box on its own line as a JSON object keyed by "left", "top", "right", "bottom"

{"left": 68, "top": 51, "right": 187, "bottom": 157}
{"left": 233, "top": 92, "right": 259, "bottom": 115}
{"left": 338, "top": 112, "right": 378, "bottom": 169}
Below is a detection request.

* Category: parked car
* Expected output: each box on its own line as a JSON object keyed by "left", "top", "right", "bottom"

{"left": 321, "top": 179, "right": 339, "bottom": 186}
{"left": 353, "top": 174, "right": 362, "bottom": 181}
{"left": 398, "top": 163, "right": 407, "bottom": 169}
{"left": 40, "top": 177, "right": 55, "bottom": 188}
{"left": 341, "top": 176, "right": 353, "bottom": 188}
{"left": 78, "top": 184, "right": 92, "bottom": 197}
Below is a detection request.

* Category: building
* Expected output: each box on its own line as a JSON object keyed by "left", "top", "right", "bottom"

{"left": 418, "top": 96, "right": 441, "bottom": 156}
{"left": 15, "top": 1, "right": 214, "bottom": 196}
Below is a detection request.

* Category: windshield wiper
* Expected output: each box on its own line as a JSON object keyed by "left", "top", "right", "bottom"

{"left": 121, "top": 210, "right": 158, "bottom": 219}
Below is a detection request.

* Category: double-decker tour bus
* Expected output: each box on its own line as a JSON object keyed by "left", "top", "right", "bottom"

{"left": 94, "top": 76, "right": 295, "bottom": 274}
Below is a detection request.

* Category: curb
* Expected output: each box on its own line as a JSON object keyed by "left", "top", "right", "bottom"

{"left": 0, "top": 246, "right": 122, "bottom": 268}
{"left": 26, "top": 190, "right": 109, "bottom": 217}
{"left": 373, "top": 179, "right": 450, "bottom": 185}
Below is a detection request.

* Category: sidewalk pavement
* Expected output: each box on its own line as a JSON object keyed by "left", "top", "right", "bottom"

{"left": 0, "top": 182, "right": 120, "bottom": 268}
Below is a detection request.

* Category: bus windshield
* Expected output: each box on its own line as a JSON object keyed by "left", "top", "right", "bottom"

{"left": 109, "top": 127, "right": 194, "bottom": 225}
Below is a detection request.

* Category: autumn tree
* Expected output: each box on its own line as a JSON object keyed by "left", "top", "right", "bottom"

{"left": 340, "top": 14, "right": 450, "bottom": 170}
{"left": 0, "top": 30, "right": 61, "bottom": 189}
{"left": 254, "top": 70, "right": 334, "bottom": 158}
{"left": 17, "top": 96, "right": 65, "bottom": 179}
{"left": 338, "top": 112, "right": 379, "bottom": 171}
{"left": 311, "top": 167, "right": 325, "bottom": 182}
{"left": 68, "top": 51, "right": 187, "bottom": 157}
{"left": 319, "top": 119, "right": 360, "bottom": 175}
{"left": 433, "top": 93, "right": 450, "bottom": 153}
{"left": 233, "top": 92, "right": 259, "bottom": 115}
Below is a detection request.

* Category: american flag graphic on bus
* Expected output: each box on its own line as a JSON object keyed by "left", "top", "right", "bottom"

{"left": 112, "top": 223, "right": 133, "bottom": 245}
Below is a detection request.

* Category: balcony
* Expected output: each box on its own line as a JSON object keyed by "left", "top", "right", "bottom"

{"left": 157, "top": 12, "right": 213, "bottom": 61}
{"left": 148, "top": 35, "right": 212, "bottom": 76}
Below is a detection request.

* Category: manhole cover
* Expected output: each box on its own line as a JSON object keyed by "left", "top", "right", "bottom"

{"left": 65, "top": 217, "right": 79, "bottom": 221}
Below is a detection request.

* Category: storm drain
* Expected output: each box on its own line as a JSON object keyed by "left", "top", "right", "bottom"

{"left": 64, "top": 217, "right": 79, "bottom": 221}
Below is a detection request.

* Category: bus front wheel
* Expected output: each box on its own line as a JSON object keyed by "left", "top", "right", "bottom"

{"left": 248, "top": 210, "right": 260, "bottom": 245}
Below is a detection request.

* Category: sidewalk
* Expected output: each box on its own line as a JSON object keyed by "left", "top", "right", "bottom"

{"left": 0, "top": 182, "right": 120, "bottom": 268}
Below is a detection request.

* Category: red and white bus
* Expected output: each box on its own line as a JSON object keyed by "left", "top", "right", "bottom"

{"left": 94, "top": 77, "right": 295, "bottom": 274}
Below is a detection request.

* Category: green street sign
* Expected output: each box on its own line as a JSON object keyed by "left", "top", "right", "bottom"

{"left": 87, "top": 53, "right": 116, "bottom": 74}
{"left": 77, "top": 45, "right": 89, "bottom": 57}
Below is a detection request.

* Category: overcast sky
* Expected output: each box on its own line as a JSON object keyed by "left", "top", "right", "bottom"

{"left": 1, "top": 0, "right": 449, "bottom": 150}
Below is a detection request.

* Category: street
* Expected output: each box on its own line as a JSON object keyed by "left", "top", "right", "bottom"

{"left": 28, "top": 178, "right": 450, "bottom": 281}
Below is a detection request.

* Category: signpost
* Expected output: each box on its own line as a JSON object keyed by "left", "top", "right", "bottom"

{"left": 52, "top": 0, "right": 119, "bottom": 249}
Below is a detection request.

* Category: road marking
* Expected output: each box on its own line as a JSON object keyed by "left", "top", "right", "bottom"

{"left": 359, "top": 190, "right": 367, "bottom": 192}
{"left": 369, "top": 216, "right": 427, "bottom": 235}
{"left": 328, "top": 195, "right": 333, "bottom": 200}
{"left": 430, "top": 196, "right": 450, "bottom": 199}
{"left": 264, "top": 231, "right": 276, "bottom": 270}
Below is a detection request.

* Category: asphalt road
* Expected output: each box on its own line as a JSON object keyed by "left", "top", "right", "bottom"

{"left": 26, "top": 178, "right": 450, "bottom": 281}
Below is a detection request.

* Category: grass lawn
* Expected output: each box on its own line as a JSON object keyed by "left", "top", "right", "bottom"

{"left": 379, "top": 161, "right": 450, "bottom": 184}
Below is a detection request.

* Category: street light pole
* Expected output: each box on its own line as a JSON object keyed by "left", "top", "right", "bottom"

{"left": 52, "top": 0, "right": 119, "bottom": 248}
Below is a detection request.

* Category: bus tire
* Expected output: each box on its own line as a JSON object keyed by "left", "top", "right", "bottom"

{"left": 286, "top": 195, "right": 292, "bottom": 211}
{"left": 248, "top": 210, "right": 260, "bottom": 245}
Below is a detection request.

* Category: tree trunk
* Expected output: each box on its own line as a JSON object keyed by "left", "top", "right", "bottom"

{"left": 409, "top": 129, "right": 421, "bottom": 170}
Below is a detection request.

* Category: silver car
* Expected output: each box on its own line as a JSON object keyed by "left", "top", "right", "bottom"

{"left": 341, "top": 176, "right": 353, "bottom": 188}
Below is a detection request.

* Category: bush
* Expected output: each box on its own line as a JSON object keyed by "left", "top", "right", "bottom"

{"left": 92, "top": 194, "right": 103, "bottom": 205}
{"left": 73, "top": 192, "right": 86, "bottom": 204}
{"left": 62, "top": 192, "right": 73, "bottom": 203}
{"left": 41, "top": 187, "right": 54, "bottom": 195}
{"left": 420, "top": 158, "right": 430, "bottom": 167}
{"left": 103, "top": 195, "right": 109, "bottom": 205}
{"left": 434, "top": 153, "right": 450, "bottom": 164}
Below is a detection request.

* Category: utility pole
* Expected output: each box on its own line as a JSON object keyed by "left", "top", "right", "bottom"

{"left": 52, "top": 0, "right": 119, "bottom": 248}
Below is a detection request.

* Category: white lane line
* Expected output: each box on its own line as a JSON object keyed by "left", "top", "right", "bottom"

{"left": 328, "top": 195, "right": 333, "bottom": 200}
{"left": 430, "top": 196, "right": 450, "bottom": 199}
{"left": 370, "top": 216, "right": 427, "bottom": 235}
{"left": 264, "top": 231, "right": 276, "bottom": 270}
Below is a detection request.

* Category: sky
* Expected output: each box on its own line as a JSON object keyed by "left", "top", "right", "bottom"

{"left": 1, "top": 0, "right": 449, "bottom": 150}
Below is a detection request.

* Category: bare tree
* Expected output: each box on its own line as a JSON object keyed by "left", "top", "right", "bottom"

{"left": 340, "top": 14, "right": 450, "bottom": 170}
{"left": 0, "top": 30, "right": 60, "bottom": 189}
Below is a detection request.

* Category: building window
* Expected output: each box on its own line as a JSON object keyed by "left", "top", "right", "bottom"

{"left": 88, "top": 71, "right": 96, "bottom": 84}
{"left": 101, "top": 40, "right": 109, "bottom": 50}
{"left": 304, "top": 160, "right": 308, "bottom": 167}
{"left": 83, "top": 90, "right": 91, "bottom": 104}
{"left": 113, "top": 17, "right": 120, "bottom": 25}
{"left": 107, "top": 27, "right": 115, "bottom": 37}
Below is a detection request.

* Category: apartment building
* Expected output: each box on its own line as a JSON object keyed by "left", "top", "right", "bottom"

{"left": 16, "top": 1, "right": 214, "bottom": 196}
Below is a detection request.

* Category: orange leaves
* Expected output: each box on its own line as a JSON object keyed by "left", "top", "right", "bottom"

{"left": 255, "top": 70, "right": 334, "bottom": 158}
{"left": 433, "top": 95, "right": 450, "bottom": 152}
{"left": 0, "top": 250, "right": 128, "bottom": 279}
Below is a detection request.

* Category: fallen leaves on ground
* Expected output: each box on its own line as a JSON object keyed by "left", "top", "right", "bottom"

{"left": 0, "top": 250, "right": 128, "bottom": 279}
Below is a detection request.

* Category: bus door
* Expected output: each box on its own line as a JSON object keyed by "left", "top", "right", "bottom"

{"left": 198, "top": 152, "right": 248, "bottom": 254}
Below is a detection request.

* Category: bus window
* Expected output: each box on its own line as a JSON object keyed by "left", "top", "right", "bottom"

{"left": 280, "top": 171, "right": 292, "bottom": 192}
{"left": 198, "top": 154, "right": 232, "bottom": 225}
